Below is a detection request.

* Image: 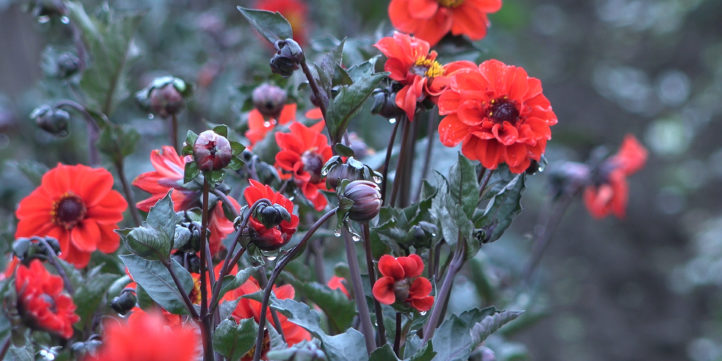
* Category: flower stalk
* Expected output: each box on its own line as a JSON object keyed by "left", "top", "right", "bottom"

{"left": 422, "top": 241, "right": 465, "bottom": 342}
{"left": 343, "top": 228, "right": 376, "bottom": 354}
{"left": 362, "top": 222, "right": 387, "bottom": 346}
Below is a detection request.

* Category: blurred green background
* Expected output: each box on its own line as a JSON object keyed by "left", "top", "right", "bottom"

{"left": 1, "top": 0, "right": 721, "bottom": 360}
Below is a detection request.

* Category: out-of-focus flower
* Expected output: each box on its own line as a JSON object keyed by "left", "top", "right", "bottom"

{"left": 244, "top": 179, "right": 298, "bottom": 250}
{"left": 255, "top": 0, "right": 309, "bottom": 46}
{"left": 84, "top": 310, "right": 198, "bottom": 361}
{"left": 15, "top": 164, "right": 128, "bottom": 268}
{"left": 246, "top": 103, "right": 297, "bottom": 147}
{"left": 275, "top": 122, "right": 333, "bottom": 211}
{"left": 15, "top": 260, "right": 79, "bottom": 338}
{"left": 194, "top": 130, "right": 232, "bottom": 172}
{"left": 388, "top": 0, "right": 502, "bottom": 46}
{"left": 228, "top": 276, "right": 311, "bottom": 346}
{"left": 252, "top": 83, "right": 288, "bottom": 119}
{"left": 372, "top": 254, "right": 434, "bottom": 312}
{"left": 438, "top": 59, "right": 557, "bottom": 173}
{"left": 133, "top": 146, "right": 197, "bottom": 212}
{"left": 374, "top": 32, "right": 474, "bottom": 121}
{"left": 327, "top": 275, "right": 350, "bottom": 299}
{"left": 584, "top": 135, "right": 648, "bottom": 219}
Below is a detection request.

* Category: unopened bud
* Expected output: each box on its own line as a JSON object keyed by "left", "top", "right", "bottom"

{"left": 31, "top": 105, "right": 69, "bottom": 136}
{"left": 371, "top": 87, "right": 404, "bottom": 119}
{"left": 343, "top": 180, "right": 382, "bottom": 221}
{"left": 193, "top": 130, "right": 232, "bottom": 171}
{"left": 252, "top": 83, "right": 287, "bottom": 118}
{"left": 56, "top": 52, "right": 80, "bottom": 78}
{"left": 393, "top": 279, "right": 410, "bottom": 303}
{"left": 110, "top": 290, "right": 137, "bottom": 315}
{"left": 150, "top": 84, "right": 185, "bottom": 118}
{"left": 254, "top": 203, "right": 292, "bottom": 229}
{"left": 301, "top": 151, "right": 324, "bottom": 183}
{"left": 270, "top": 39, "right": 304, "bottom": 77}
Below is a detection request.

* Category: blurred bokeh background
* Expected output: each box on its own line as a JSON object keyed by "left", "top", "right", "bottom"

{"left": 1, "top": 0, "right": 721, "bottom": 360}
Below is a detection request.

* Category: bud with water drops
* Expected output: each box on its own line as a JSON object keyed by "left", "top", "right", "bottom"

{"left": 323, "top": 156, "right": 382, "bottom": 189}
{"left": 270, "top": 39, "right": 304, "bottom": 77}
{"left": 31, "top": 105, "right": 69, "bottom": 136}
{"left": 193, "top": 130, "right": 233, "bottom": 172}
{"left": 252, "top": 83, "right": 287, "bottom": 119}
{"left": 371, "top": 85, "right": 404, "bottom": 119}
{"left": 135, "top": 76, "right": 192, "bottom": 118}
{"left": 342, "top": 180, "right": 382, "bottom": 222}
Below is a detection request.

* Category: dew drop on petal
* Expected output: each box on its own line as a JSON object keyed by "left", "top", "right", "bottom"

{"left": 263, "top": 121, "right": 272, "bottom": 127}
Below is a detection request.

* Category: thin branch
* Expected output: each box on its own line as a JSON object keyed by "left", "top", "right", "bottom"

{"left": 362, "top": 222, "right": 386, "bottom": 346}
{"left": 422, "top": 241, "right": 465, "bottom": 342}
{"left": 36, "top": 237, "right": 74, "bottom": 294}
{"left": 199, "top": 177, "right": 214, "bottom": 361}
{"left": 164, "top": 260, "right": 200, "bottom": 319}
{"left": 389, "top": 118, "right": 411, "bottom": 207}
{"left": 380, "top": 118, "right": 401, "bottom": 206}
{"left": 114, "top": 159, "right": 141, "bottom": 226}
{"left": 414, "top": 110, "right": 437, "bottom": 203}
{"left": 523, "top": 194, "right": 575, "bottom": 283}
{"left": 393, "top": 312, "right": 402, "bottom": 356}
{"left": 343, "top": 228, "right": 376, "bottom": 354}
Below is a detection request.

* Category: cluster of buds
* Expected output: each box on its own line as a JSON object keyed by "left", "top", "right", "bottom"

{"left": 270, "top": 39, "right": 304, "bottom": 77}
{"left": 135, "top": 76, "right": 192, "bottom": 118}
{"left": 30, "top": 105, "right": 69, "bottom": 136}
{"left": 12, "top": 236, "right": 61, "bottom": 264}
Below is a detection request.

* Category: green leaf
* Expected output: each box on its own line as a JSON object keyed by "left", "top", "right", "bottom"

{"left": 6, "top": 345, "right": 33, "bottom": 361}
{"left": 119, "top": 192, "right": 177, "bottom": 260}
{"left": 473, "top": 170, "right": 525, "bottom": 244}
{"left": 431, "top": 308, "right": 496, "bottom": 361}
{"left": 97, "top": 125, "right": 140, "bottom": 162}
{"left": 184, "top": 161, "right": 200, "bottom": 183}
{"left": 65, "top": 2, "right": 143, "bottom": 115}
{"left": 120, "top": 255, "right": 193, "bottom": 314}
{"left": 469, "top": 310, "right": 523, "bottom": 347}
{"left": 370, "top": 344, "right": 399, "bottom": 361}
{"left": 73, "top": 270, "right": 118, "bottom": 330}
{"left": 448, "top": 153, "right": 479, "bottom": 219}
{"left": 213, "top": 318, "right": 258, "bottom": 360}
{"left": 182, "top": 130, "right": 199, "bottom": 156}
{"left": 236, "top": 7, "right": 292, "bottom": 45}
{"left": 284, "top": 274, "right": 356, "bottom": 332}
{"left": 326, "top": 61, "right": 386, "bottom": 143}
{"left": 216, "top": 266, "right": 262, "bottom": 308}
{"left": 333, "top": 143, "right": 355, "bottom": 157}
{"left": 270, "top": 297, "right": 367, "bottom": 361}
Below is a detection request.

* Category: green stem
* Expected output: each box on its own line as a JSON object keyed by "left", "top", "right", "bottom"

{"left": 362, "top": 222, "right": 386, "bottom": 346}
{"left": 343, "top": 228, "right": 376, "bottom": 354}
{"left": 199, "top": 177, "right": 214, "bottom": 361}
{"left": 380, "top": 118, "right": 401, "bottom": 206}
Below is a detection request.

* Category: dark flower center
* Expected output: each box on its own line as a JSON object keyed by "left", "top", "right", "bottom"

{"left": 301, "top": 150, "right": 324, "bottom": 183}
{"left": 487, "top": 98, "right": 520, "bottom": 124}
{"left": 393, "top": 279, "right": 410, "bottom": 302}
{"left": 52, "top": 193, "right": 86, "bottom": 229}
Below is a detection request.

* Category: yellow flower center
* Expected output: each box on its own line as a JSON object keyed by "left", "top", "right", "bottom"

{"left": 438, "top": 0, "right": 464, "bottom": 8}
{"left": 414, "top": 56, "right": 445, "bottom": 78}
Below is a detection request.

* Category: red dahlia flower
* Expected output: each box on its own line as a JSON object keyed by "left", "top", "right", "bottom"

{"left": 133, "top": 146, "right": 196, "bottom": 212}
{"left": 15, "top": 260, "right": 79, "bottom": 338}
{"left": 255, "top": 0, "right": 308, "bottom": 46}
{"left": 275, "top": 121, "right": 333, "bottom": 211}
{"left": 374, "top": 32, "right": 474, "bottom": 121}
{"left": 15, "top": 164, "right": 128, "bottom": 268}
{"left": 388, "top": 0, "right": 502, "bottom": 46}
{"left": 372, "top": 254, "right": 434, "bottom": 312}
{"left": 327, "top": 275, "right": 350, "bottom": 299}
{"left": 229, "top": 276, "right": 311, "bottom": 346}
{"left": 84, "top": 310, "right": 198, "bottom": 361}
{"left": 438, "top": 59, "right": 558, "bottom": 173}
{"left": 244, "top": 179, "right": 299, "bottom": 250}
{"left": 584, "top": 135, "right": 648, "bottom": 219}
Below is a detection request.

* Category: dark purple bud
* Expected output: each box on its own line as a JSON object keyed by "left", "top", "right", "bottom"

{"left": 270, "top": 39, "right": 304, "bottom": 77}
{"left": 150, "top": 83, "right": 185, "bottom": 118}
{"left": 110, "top": 290, "right": 137, "bottom": 315}
{"left": 254, "top": 203, "right": 291, "bottom": 229}
{"left": 326, "top": 163, "right": 362, "bottom": 189}
{"left": 57, "top": 52, "right": 80, "bottom": 78}
{"left": 252, "top": 83, "right": 287, "bottom": 119}
{"left": 302, "top": 151, "right": 324, "bottom": 184}
{"left": 31, "top": 105, "right": 69, "bottom": 136}
{"left": 193, "top": 130, "right": 232, "bottom": 171}
{"left": 371, "top": 87, "right": 404, "bottom": 119}
{"left": 393, "top": 279, "right": 410, "bottom": 303}
{"left": 344, "top": 180, "right": 382, "bottom": 222}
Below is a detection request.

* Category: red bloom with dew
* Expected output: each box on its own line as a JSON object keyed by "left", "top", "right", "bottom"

{"left": 133, "top": 145, "right": 196, "bottom": 212}
{"left": 275, "top": 121, "right": 333, "bottom": 211}
{"left": 244, "top": 179, "right": 299, "bottom": 250}
{"left": 438, "top": 59, "right": 558, "bottom": 173}
{"left": 255, "top": 0, "right": 309, "bottom": 46}
{"left": 84, "top": 310, "right": 198, "bottom": 361}
{"left": 246, "top": 103, "right": 298, "bottom": 147}
{"left": 15, "top": 164, "right": 128, "bottom": 268}
{"left": 15, "top": 260, "right": 79, "bottom": 339}
{"left": 584, "top": 135, "right": 648, "bottom": 219}
{"left": 388, "top": 0, "right": 502, "bottom": 46}
{"left": 372, "top": 254, "right": 434, "bottom": 312}
{"left": 229, "top": 276, "right": 311, "bottom": 346}
{"left": 327, "top": 275, "right": 350, "bottom": 299}
{"left": 374, "top": 32, "right": 474, "bottom": 121}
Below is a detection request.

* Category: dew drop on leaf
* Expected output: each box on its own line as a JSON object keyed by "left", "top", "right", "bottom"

{"left": 388, "top": 118, "right": 397, "bottom": 124}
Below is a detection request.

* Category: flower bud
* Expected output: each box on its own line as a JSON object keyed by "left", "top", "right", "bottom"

{"left": 110, "top": 290, "right": 137, "bottom": 315}
{"left": 254, "top": 203, "right": 292, "bottom": 230}
{"left": 301, "top": 150, "right": 324, "bottom": 183}
{"left": 371, "top": 87, "right": 404, "bottom": 119}
{"left": 252, "top": 83, "right": 287, "bottom": 119}
{"left": 270, "top": 39, "right": 304, "bottom": 77}
{"left": 326, "top": 163, "right": 360, "bottom": 189}
{"left": 343, "top": 180, "right": 382, "bottom": 221}
{"left": 193, "top": 130, "right": 232, "bottom": 171}
{"left": 393, "top": 279, "right": 410, "bottom": 303}
{"left": 56, "top": 52, "right": 81, "bottom": 78}
{"left": 150, "top": 83, "right": 185, "bottom": 118}
{"left": 31, "top": 105, "right": 69, "bottom": 136}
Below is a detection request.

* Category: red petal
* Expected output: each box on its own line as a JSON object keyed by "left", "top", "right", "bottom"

{"left": 372, "top": 276, "right": 396, "bottom": 305}
{"left": 438, "top": 115, "right": 470, "bottom": 147}
{"left": 70, "top": 220, "right": 101, "bottom": 252}
{"left": 378, "top": 255, "right": 405, "bottom": 279}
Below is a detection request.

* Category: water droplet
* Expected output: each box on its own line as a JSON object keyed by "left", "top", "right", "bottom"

{"left": 333, "top": 231, "right": 341, "bottom": 237}
{"left": 388, "top": 118, "right": 397, "bottom": 124}
{"left": 321, "top": 169, "right": 329, "bottom": 176}
{"left": 431, "top": 233, "right": 437, "bottom": 237}
{"left": 60, "top": 16, "right": 70, "bottom": 24}
{"left": 263, "top": 121, "right": 271, "bottom": 127}
{"left": 37, "top": 16, "right": 50, "bottom": 24}
{"left": 266, "top": 256, "right": 277, "bottom": 261}
{"left": 352, "top": 234, "right": 361, "bottom": 242}
{"left": 372, "top": 175, "right": 382, "bottom": 184}
{"left": 147, "top": 113, "right": 155, "bottom": 119}
{"left": 420, "top": 311, "right": 427, "bottom": 316}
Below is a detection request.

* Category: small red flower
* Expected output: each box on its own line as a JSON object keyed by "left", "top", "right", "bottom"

{"left": 244, "top": 179, "right": 299, "bottom": 250}
{"left": 15, "top": 260, "right": 79, "bottom": 338}
{"left": 255, "top": 0, "right": 309, "bottom": 46}
{"left": 584, "top": 135, "right": 648, "bottom": 219}
{"left": 229, "top": 276, "right": 311, "bottom": 346}
{"left": 388, "top": 0, "right": 502, "bottom": 46}
{"left": 246, "top": 103, "right": 298, "bottom": 147}
{"left": 84, "top": 310, "right": 198, "bottom": 361}
{"left": 208, "top": 197, "right": 242, "bottom": 255}
{"left": 15, "top": 164, "right": 128, "bottom": 268}
{"left": 327, "top": 275, "right": 350, "bottom": 299}
{"left": 374, "top": 32, "right": 474, "bottom": 121}
{"left": 133, "top": 146, "right": 196, "bottom": 212}
{"left": 438, "top": 59, "right": 558, "bottom": 173}
{"left": 275, "top": 121, "right": 333, "bottom": 211}
{"left": 372, "top": 254, "right": 434, "bottom": 312}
